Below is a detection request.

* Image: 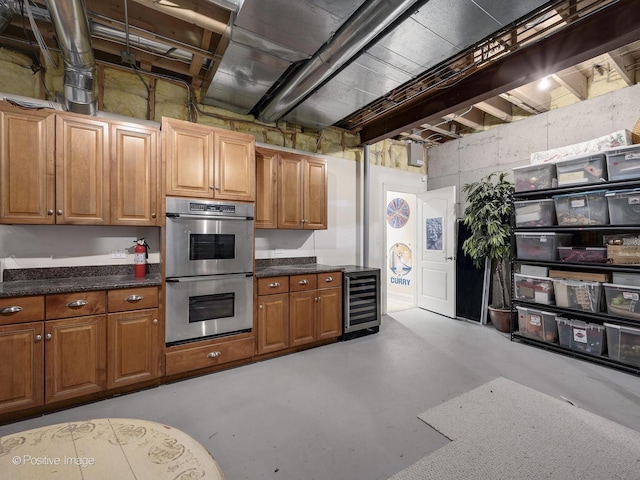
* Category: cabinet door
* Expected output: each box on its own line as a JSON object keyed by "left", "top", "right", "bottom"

{"left": 316, "top": 287, "right": 342, "bottom": 340}
{"left": 107, "top": 308, "right": 159, "bottom": 389}
{"left": 257, "top": 293, "right": 289, "bottom": 354}
{"left": 0, "top": 108, "right": 55, "bottom": 224}
{"left": 289, "top": 290, "right": 316, "bottom": 347}
{"left": 304, "top": 158, "right": 327, "bottom": 229}
{"left": 45, "top": 315, "right": 106, "bottom": 404}
{"left": 215, "top": 130, "right": 255, "bottom": 201}
{"left": 278, "top": 153, "right": 304, "bottom": 228}
{"left": 163, "top": 117, "right": 215, "bottom": 198}
{"left": 255, "top": 149, "right": 278, "bottom": 228}
{"left": 0, "top": 322, "right": 44, "bottom": 415}
{"left": 55, "top": 114, "right": 110, "bottom": 224}
{"left": 110, "top": 123, "right": 159, "bottom": 225}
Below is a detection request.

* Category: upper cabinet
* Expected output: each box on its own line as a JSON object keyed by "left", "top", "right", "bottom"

{"left": 256, "top": 147, "right": 327, "bottom": 230}
{"left": 0, "top": 103, "right": 160, "bottom": 226}
{"left": 163, "top": 117, "right": 255, "bottom": 202}
{"left": 55, "top": 113, "right": 110, "bottom": 224}
{"left": 0, "top": 104, "right": 55, "bottom": 224}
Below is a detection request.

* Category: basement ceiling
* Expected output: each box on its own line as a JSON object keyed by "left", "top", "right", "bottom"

{"left": 1, "top": 0, "right": 639, "bottom": 146}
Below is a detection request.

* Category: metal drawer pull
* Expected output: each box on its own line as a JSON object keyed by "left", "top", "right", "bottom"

{"left": 268, "top": 282, "right": 280, "bottom": 288}
{"left": 298, "top": 279, "right": 309, "bottom": 285}
{"left": 1, "top": 306, "right": 23, "bottom": 314}
{"left": 325, "top": 276, "right": 333, "bottom": 282}
{"left": 207, "top": 351, "right": 221, "bottom": 358}
{"left": 125, "top": 295, "right": 144, "bottom": 302}
{"left": 66, "top": 300, "right": 88, "bottom": 308}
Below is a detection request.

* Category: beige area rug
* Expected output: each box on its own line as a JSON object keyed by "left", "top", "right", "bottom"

{"left": 390, "top": 377, "right": 640, "bottom": 480}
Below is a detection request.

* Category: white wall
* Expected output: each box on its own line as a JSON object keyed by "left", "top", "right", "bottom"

{"left": 426, "top": 82, "right": 640, "bottom": 209}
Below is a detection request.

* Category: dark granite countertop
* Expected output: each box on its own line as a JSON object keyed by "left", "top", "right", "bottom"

{"left": 0, "top": 273, "right": 162, "bottom": 297}
{"left": 255, "top": 263, "right": 344, "bottom": 278}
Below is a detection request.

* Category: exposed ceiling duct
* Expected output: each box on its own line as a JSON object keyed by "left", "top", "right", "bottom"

{"left": 255, "top": 0, "right": 423, "bottom": 123}
{"left": 44, "top": 0, "right": 97, "bottom": 115}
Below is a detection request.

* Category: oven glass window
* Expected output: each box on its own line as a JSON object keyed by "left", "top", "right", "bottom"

{"left": 189, "top": 293, "right": 235, "bottom": 323}
{"left": 189, "top": 234, "right": 235, "bottom": 260}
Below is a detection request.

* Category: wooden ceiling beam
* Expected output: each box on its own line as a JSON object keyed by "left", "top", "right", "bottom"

{"left": 360, "top": 0, "right": 640, "bottom": 144}
{"left": 443, "top": 107, "right": 485, "bottom": 130}
{"left": 552, "top": 66, "right": 588, "bottom": 99}
{"left": 604, "top": 50, "right": 635, "bottom": 86}
{"left": 475, "top": 97, "right": 513, "bottom": 122}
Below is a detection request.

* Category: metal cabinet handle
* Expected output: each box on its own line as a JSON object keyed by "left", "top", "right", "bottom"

{"left": 298, "top": 279, "right": 309, "bottom": 285}
{"left": 268, "top": 282, "right": 280, "bottom": 288}
{"left": 125, "top": 295, "right": 144, "bottom": 303}
{"left": 259, "top": 305, "right": 263, "bottom": 310}
{"left": 315, "top": 297, "right": 319, "bottom": 302}
{"left": 56, "top": 209, "right": 63, "bottom": 215}
{"left": 45, "top": 333, "right": 52, "bottom": 340}
{"left": 207, "top": 351, "right": 221, "bottom": 358}
{"left": 152, "top": 319, "right": 158, "bottom": 325}
{"left": 1, "top": 306, "right": 23, "bottom": 314}
{"left": 35, "top": 335, "right": 42, "bottom": 341}
{"left": 47, "top": 209, "right": 54, "bottom": 216}
{"left": 66, "top": 300, "right": 88, "bottom": 308}
{"left": 325, "top": 276, "right": 333, "bottom": 282}
{"left": 209, "top": 185, "right": 221, "bottom": 191}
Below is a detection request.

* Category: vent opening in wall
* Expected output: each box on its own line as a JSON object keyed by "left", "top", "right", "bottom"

{"left": 407, "top": 142, "right": 424, "bottom": 167}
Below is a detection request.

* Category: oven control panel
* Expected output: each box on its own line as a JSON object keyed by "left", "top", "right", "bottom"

{"left": 190, "top": 202, "right": 235, "bottom": 214}
{"left": 166, "top": 197, "right": 254, "bottom": 218}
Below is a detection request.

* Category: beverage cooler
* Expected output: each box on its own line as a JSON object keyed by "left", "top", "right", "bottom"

{"left": 340, "top": 266, "right": 381, "bottom": 340}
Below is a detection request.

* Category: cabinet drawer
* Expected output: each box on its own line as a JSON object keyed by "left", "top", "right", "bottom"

{"left": 258, "top": 276, "right": 289, "bottom": 295}
{"left": 318, "top": 272, "right": 342, "bottom": 288}
{"left": 165, "top": 336, "right": 254, "bottom": 376}
{"left": 46, "top": 291, "right": 106, "bottom": 319}
{"left": 108, "top": 286, "right": 159, "bottom": 313}
{"left": 0, "top": 296, "right": 44, "bottom": 325}
{"left": 289, "top": 274, "right": 317, "bottom": 292}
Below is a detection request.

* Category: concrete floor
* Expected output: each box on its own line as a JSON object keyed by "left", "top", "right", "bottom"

{"left": 2, "top": 309, "right": 640, "bottom": 480}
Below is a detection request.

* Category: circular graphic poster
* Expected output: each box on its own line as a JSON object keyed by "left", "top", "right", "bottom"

{"left": 386, "top": 197, "right": 411, "bottom": 229}
{"left": 389, "top": 243, "right": 412, "bottom": 276}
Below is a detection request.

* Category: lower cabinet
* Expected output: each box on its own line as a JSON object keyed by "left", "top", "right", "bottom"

{"left": 257, "top": 272, "right": 342, "bottom": 355}
{"left": 0, "top": 286, "right": 160, "bottom": 417}
{"left": 165, "top": 335, "right": 255, "bottom": 376}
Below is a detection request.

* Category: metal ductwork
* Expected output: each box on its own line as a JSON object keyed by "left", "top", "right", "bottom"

{"left": 256, "top": 0, "right": 422, "bottom": 123}
{"left": 45, "top": 0, "right": 97, "bottom": 115}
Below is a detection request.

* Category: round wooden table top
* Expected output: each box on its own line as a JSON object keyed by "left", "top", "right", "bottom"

{"left": 0, "top": 418, "right": 225, "bottom": 480}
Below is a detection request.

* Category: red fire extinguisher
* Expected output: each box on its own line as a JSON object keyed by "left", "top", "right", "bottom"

{"left": 134, "top": 238, "right": 149, "bottom": 278}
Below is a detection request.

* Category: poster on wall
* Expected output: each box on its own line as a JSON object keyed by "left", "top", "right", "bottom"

{"left": 425, "top": 216, "right": 443, "bottom": 251}
{"left": 386, "top": 198, "right": 411, "bottom": 229}
{"left": 388, "top": 242, "right": 412, "bottom": 286}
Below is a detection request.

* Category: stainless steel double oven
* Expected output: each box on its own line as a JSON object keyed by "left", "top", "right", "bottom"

{"left": 165, "top": 197, "right": 254, "bottom": 345}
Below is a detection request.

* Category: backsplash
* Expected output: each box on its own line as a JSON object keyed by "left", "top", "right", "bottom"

{"left": 255, "top": 257, "right": 317, "bottom": 268}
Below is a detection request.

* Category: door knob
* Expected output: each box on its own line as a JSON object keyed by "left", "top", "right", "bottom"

{"left": 446, "top": 256, "right": 455, "bottom": 260}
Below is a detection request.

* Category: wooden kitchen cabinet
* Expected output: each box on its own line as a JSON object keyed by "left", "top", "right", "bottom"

{"left": 0, "top": 296, "right": 45, "bottom": 415}
{"left": 55, "top": 113, "right": 110, "bottom": 224}
{"left": 107, "top": 286, "right": 160, "bottom": 388}
{"left": 110, "top": 122, "right": 160, "bottom": 225}
{"left": 316, "top": 272, "right": 343, "bottom": 340}
{"left": 0, "top": 105, "right": 55, "bottom": 224}
{"left": 163, "top": 117, "right": 255, "bottom": 201}
{"left": 256, "top": 148, "right": 327, "bottom": 229}
{"left": 45, "top": 315, "right": 107, "bottom": 404}
{"left": 255, "top": 148, "right": 279, "bottom": 228}
{"left": 257, "top": 293, "right": 289, "bottom": 354}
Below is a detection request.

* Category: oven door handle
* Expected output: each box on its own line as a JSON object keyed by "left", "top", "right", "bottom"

{"left": 166, "top": 213, "right": 254, "bottom": 221}
{"left": 166, "top": 273, "right": 252, "bottom": 283}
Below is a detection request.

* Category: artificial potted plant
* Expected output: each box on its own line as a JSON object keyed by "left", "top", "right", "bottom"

{"left": 461, "top": 172, "right": 514, "bottom": 332}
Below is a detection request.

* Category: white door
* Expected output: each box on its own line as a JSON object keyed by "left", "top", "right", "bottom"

{"left": 417, "top": 186, "right": 457, "bottom": 317}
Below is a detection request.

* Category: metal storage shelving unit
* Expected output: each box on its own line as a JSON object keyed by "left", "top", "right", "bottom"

{"left": 510, "top": 177, "right": 640, "bottom": 376}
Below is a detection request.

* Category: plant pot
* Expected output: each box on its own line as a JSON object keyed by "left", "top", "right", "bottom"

{"left": 488, "top": 306, "right": 513, "bottom": 333}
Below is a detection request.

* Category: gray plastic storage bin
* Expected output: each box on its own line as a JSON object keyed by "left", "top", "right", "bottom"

{"left": 515, "top": 232, "right": 572, "bottom": 261}
{"left": 559, "top": 319, "right": 606, "bottom": 355}
{"left": 553, "top": 190, "right": 609, "bottom": 225}
{"left": 557, "top": 247, "right": 607, "bottom": 263}
{"left": 555, "top": 153, "right": 607, "bottom": 186}
{"left": 514, "top": 199, "right": 556, "bottom": 227}
{"left": 604, "top": 323, "right": 640, "bottom": 367}
{"left": 513, "top": 163, "right": 557, "bottom": 192}
{"left": 603, "top": 283, "right": 640, "bottom": 320}
{"left": 605, "top": 189, "right": 640, "bottom": 225}
{"left": 516, "top": 306, "right": 559, "bottom": 343}
{"left": 612, "top": 272, "right": 640, "bottom": 286}
{"left": 605, "top": 144, "right": 640, "bottom": 181}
